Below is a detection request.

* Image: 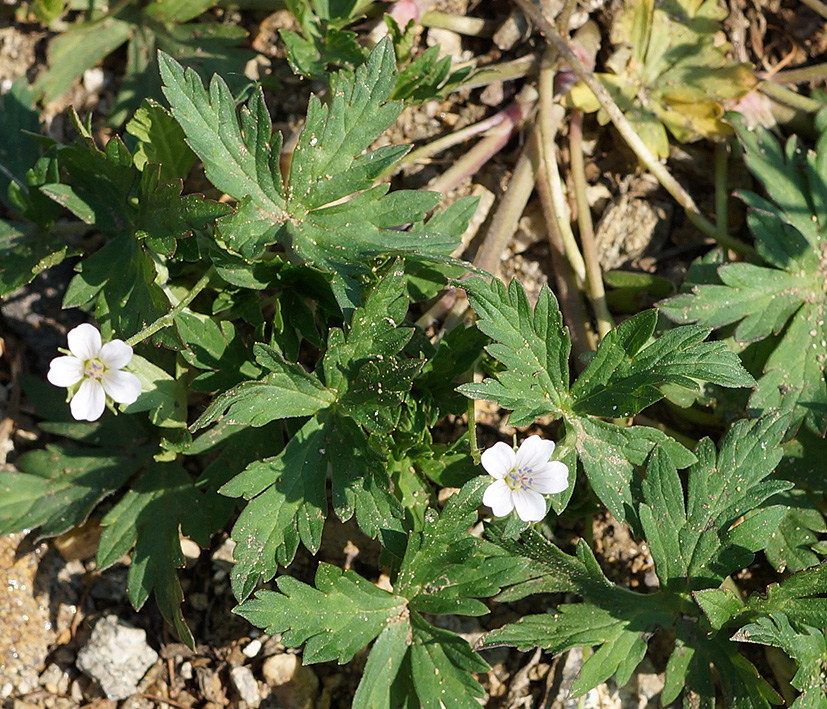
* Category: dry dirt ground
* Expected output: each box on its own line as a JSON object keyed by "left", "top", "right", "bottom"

{"left": 1, "top": 0, "right": 825, "bottom": 707}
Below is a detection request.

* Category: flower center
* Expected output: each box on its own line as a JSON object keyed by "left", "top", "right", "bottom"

{"left": 505, "top": 464, "right": 534, "bottom": 492}
{"left": 83, "top": 358, "right": 106, "bottom": 381}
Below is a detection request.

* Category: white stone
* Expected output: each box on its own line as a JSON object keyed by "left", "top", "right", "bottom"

{"left": 76, "top": 615, "right": 158, "bottom": 700}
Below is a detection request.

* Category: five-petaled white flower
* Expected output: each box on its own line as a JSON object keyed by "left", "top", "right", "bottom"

{"left": 481, "top": 435, "right": 569, "bottom": 522}
{"left": 47, "top": 323, "right": 142, "bottom": 421}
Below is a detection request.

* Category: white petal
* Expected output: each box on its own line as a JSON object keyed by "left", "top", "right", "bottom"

{"left": 99, "top": 339, "right": 133, "bottom": 369}
{"left": 101, "top": 369, "right": 142, "bottom": 404}
{"left": 511, "top": 488, "right": 547, "bottom": 522}
{"left": 517, "top": 435, "right": 555, "bottom": 471}
{"left": 530, "top": 461, "right": 570, "bottom": 495}
{"left": 482, "top": 479, "right": 514, "bottom": 517}
{"left": 67, "top": 323, "right": 102, "bottom": 360}
{"left": 70, "top": 379, "right": 106, "bottom": 421}
{"left": 481, "top": 442, "right": 516, "bottom": 479}
{"left": 47, "top": 356, "right": 84, "bottom": 387}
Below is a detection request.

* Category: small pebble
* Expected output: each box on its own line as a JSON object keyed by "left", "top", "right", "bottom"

{"left": 230, "top": 666, "right": 260, "bottom": 708}
{"left": 242, "top": 639, "right": 262, "bottom": 658}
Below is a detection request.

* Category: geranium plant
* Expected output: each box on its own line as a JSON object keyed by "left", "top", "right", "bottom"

{"left": 1, "top": 6, "right": 826, "bottom": 708}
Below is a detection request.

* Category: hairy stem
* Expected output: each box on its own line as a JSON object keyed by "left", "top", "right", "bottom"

{"left": 759, "top": 79, "right": 825, "bottom": 113}
{"left": 126, "top": 268, "right": 214, "bottom": 347}
{"left": 420, "top": 10, "right": 495, "bottom": 36}
{"left": 770, "top": 61, "right": 827, "bottom": 84}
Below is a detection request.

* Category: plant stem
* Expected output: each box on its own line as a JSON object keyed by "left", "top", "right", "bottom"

{"left": 126, "top": 268, "right": 214, "bottom": 347}
{"left": 473, "top": 130, "right": 542, "bottom": 277}
{"left": 536, "top": 163, "right": 595, "bottom": 357}
{"left": 759, "top": 79, "right": 825, "bottom": 113}
{"left": 715, "top": 140, "right": 729, "bottom": 242}
{"left": 462, "top": 55, "right": 538, "bottom": 90}
{"left": 537, "top": 49, "right": 587, "bottom": 286}
{"left": 569, "top": 109, "right": 613, "bottom": 339}
{"left": 420, "top": 10, "right": 495, "bottom": 36}
{"left": 799, "top": 0, "right": 827, "bottom": 21}
{"left": 770, "top": 61, "right": 827, "bottom": 84}
{"left": 512, "top": 0, "right": 754, "bottom": 256}
{"left": 426, "top": 89, "right": 536, "bottom": 195}
{"left": 396, "top": 87, "right": 536, "bottom": 176}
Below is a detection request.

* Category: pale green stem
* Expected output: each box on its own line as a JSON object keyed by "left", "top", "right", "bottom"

{"left": 569, "top": 109, "right": 614, "bottom": 339}
{"left": 512, "top": 0, "right": 754, "bottom": 256}
{"left": 771, "top": 61, "right": 827, "bottom": 84}
{"left": 420, "top": 10, "right": 495, "bottom": 36}
{"left": 557, "top": 0, "right": 579, "bottom": 32}
{"left": 715, "top": 140, "right": 729, "bottom": 242}
{"left": 126, "top": 268, "right": 214, "bottom": 347}
{"left": 800, "top": 0, "right": 827, "bottom": 21}
{"left": 536, "top": 162, "right": 596, "bottom": 357}
{"left": 462, "top": 55, "right": 538, "bottom": 90}
{"left": 759, "top": 79, "right": 825, "bottom": 113}
{"left": 537, "top": 49, "right": 587, "bottom": 286}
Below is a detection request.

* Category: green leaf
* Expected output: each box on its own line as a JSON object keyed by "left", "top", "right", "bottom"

{"left": 0, "top": 443, "right": 153, "bottom": 538}
{"left": 732, "top": 614, "right": 827, "bottom": 709}
{"left": 136, "top": 167, "right": 231, "bottom": 257}
{"left": 482, "top": 602, "right": 665, "bottom": 698}
{"left": 351, "top": 621, "right": 410, "bottom": 708}
{"left": 34, "top": 15, "right": 134, "bottom": 103}
{"left": 161, "top": 39, "right": 465, "bottom": 313}
{"left": 457, "top": 277, "right": 571, "bottom": 425}
{"left": 570, "top": 310, "right": 754, "bottom": 418}
{"left": 0, "top": 79, "right": 41, "bottom": 212}
{"left": 660, "top": 113, "right": 827, "bottom": 435}
{"left": 126, "top": 99, "right": 196, "bottom": 181}
{"left": 408, "top": 613, "right": 489, "bottom": 707}
{"left": 641, "top": 414, "right": 791, "bottom": 589}
{"left": 190, "top": 347, "right": 334, "bottom": 431}
{"left": 121, "top": 354, "right": 188, "bottom": 429}
{"left": 220, "top": 415, "right": 329, "bottom": 599}
{"left": 693, "top": 587, "right": 744, "bottom": 631}
{"left": 235, "top": 562, "right": 407, "bottom": 664}
{"left": 390, "top": 45, "right": 474, "bottom": 103}
{"left": 567, "top": 416, "right": 695, "bottom": 526}
{"left": 175, "top": 310, "right": 262, "bottom": 392}
{"left": 742, "top": 562, "right": 827, "bottom": 629}
{"left": 0, "top": 220, "right": 70, "bottom": 297}
{"left": 98, "top": 461, "right": 212, "bottom": 647}
{"left": 763, "top": 489, "right": 826, "bottom": 574}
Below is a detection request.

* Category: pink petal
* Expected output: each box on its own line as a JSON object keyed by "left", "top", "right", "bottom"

{"left": 517, "top": 435, "right": 555, "bottom": 471}
{"left": 530, "top": 461, "right": 570, "bottom": 495}
{"left": 47, "top": 356, "right": 84, "bottom": 387}
{"left": 101, "top": 370, "right": 142, "bottom": 405}
{"left": 67, "top": 323, "right": 101, "bottom": 360}
{"left": 99, "top": 340, "right": 133, "bottom": 370}
{"left": 511, "top": 488, "right": 547, "bottom": 522}
{"left": 70, "top": 379, "right": 106, "bottom": 421}
{"left": 482, "top": 479, "right": 514, "bottom": 517}
{"left": 481, "top": 442, "right": 516, "bottom": 479}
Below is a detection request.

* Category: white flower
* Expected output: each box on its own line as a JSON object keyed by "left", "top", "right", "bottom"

{"left": 481, "top": 435, "right": 569, "bottom": 522}
{"left": 47, "top": 323, "right": 142, "bottom": 421}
